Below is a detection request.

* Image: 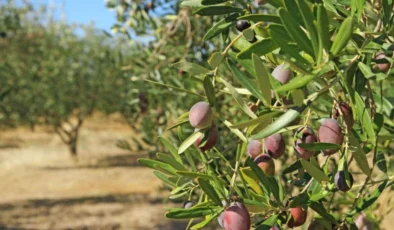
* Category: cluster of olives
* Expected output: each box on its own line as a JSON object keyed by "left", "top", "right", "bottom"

{"left": 186, "top": 64, "right": 359, "bottom": 229}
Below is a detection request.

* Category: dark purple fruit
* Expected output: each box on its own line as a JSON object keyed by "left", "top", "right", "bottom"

{"left": 272, "top": 63, "right": 293, "bottom": 85}
{"left": 288, "top": 207, "right": 307, "bottom": 228}
{"left": 194, "top": 123, "right": 219, "bottom": 151}
{"left": 318, "top": 119, "right": 344, "bottom": 155}
{"left": 308, "top": 220, "right": 325, "bottom": 230}
{"left": 264, "top": 133, "right": 285, "bottom": 159}
{"left": 376, "top": 53, "right": 390, "bottom": 72}
{"left": 333, "top": 102, "right": 354, "bottom": 130}
{"left": 189, "top": 101, "right": 213, "bottom": 129}
{"left": 247, "top": 140, "right": 263, "bottom": 159}
{"left": 236, "top": 20, "right": 251, "bottom": 32}
{"left": 223, "top": 202, "right": 251, "bottom": 230}
{"left": 335, "top": 170, "right": 353, "bottom": 192}
{"left": 293, "top": 126, "right": 317, "bottom": 160}
{"left": 254, "top": 154, "right": 275, "bottom": 176}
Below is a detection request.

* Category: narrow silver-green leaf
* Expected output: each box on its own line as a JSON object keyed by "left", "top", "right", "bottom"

{"left": 157, "top": 153, "right": 187, "bottom": 171}
{"left": 316, "top": 5, "right": 330, "bottom": 52}
{"left": 330, "top": 17, "right": 354, "bottom": 56}
{"left": 198, "top": 178, "right": 223, "bottom": 206}
{"left": 349, "top": 133, "right": 371, "bottom": 176}
{"left": 237, "top": 38, "right": 278, "bottom": 59}
{"left": 231, "top": 111, "right": 282, "bottom": 129}
{"left": 300, "top": 159, "right": 330, "bottom": 182}
{"left": 354, "top": 91, "right": 376, "bottom": 144}
{"left": 238, "top": 14, "right": 282, "bottom": 24}
{"left": 159, "top": 137, "right": 182, "bottom": 163}
{"left": 178, "top": 131, "right": 204, "bottom": 154}
{"left": 203, "top": 75, "right": 216, "bottom": 107}
{"left": 223, "top": 120, "right": 248, "bottom": 142}
{"left": 166, "top": 207, "right": 221, "bottom": 219}
{"left": 252, "top": 54, "right": 272, "bottom": 106}
{"left": 208, "top": 52, "right": 223, "bottom": 68}
{"left": 172, "top": 61, "right": 211, "bottom": 75}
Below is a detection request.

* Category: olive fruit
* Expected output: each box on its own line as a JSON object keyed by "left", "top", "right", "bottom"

{"left": 236, "top": 20, "right": 251, "bottom": 32}
{"left": 335, "top": 170, "right": 354, "bottom": 192}
{"left": 264, "top": 133, "right": 285, "bottom": 159}
{"left": 293, "top": 126, "right": 317, "bottom": 160}
{"left": 194, "top": 123, "right": 219, "bottom": 151}
{"left": 288, "top": 207, "right": 307, "bottom": 228}
{"left": 272, "top": 63, "right": 293, "bottom": 85}
{"left": 183, "top": 201, "right": 194, "bottom": 209}
{"left": 318, "top": 119, "right": 344, "bottom": 155}
{"left": 189, "top": 101, "right": 213, "bottom": 129}
{"left": 270, "top": 225, "right": 280, "bottom": 230}
{"left": 223, "top": 202, "right": 251, "bottom": 230}
{"left": 333, "top": 102, "right": 354, "bottom": 130}
{"left": 247, "top": 139, "right": 263, "bottom": 159}
{"left": 376, "top": 53, "right": 390, "bottom": 72}
{"left": 254, "top": 154, "right": 275, "bottom": 176}
{"left": 217, "top": 200, "right": 228, "bottom": 228}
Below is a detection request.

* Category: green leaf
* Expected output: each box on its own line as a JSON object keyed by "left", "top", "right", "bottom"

{"left": 227, "top": 59, "right": 266, "bottom": 104}
{"left": 330, "top": 16, "right": 354, "bottom": 56}
{"left": 240, "top": 167, "right": 264, "bottom": 195}
{"left": 357, "top": 62, "right": 375, "bottom": 79}
{"left": 376, "top": 151, "right": 387, "bottom": 173}
{"left": 181, "top": 0, "right": 203, "bottom": 8}
{"left": 354, "top": 91, "right": 376, "bottom": 145}
{"left": 278, "top": 8, "right": 314, "bottom": 58}
{"left": 300, "top": 159, "right": 330, "bottom": 182}
{"left": 203, "top": 76, "right": 216, "bottom": 107}
{"left": 176, "top": 171, "right": 213, "bottom": 180}
{"left": 251, "top": 106, "right": 305, "bottom": 140}
{"left": 203, "top": 14, "right": 239, "bottom": 41}
{"left": 166, "top": 206, "right": 221, "bottom": 219}
{"left": 223, "top": 120, "right": 248, "bottom": 142}
{"left": 172, "top": 61, "right": 211, "bottom": 75}
{"left": 255, "top": 214, "right": 278, "bottom": 230}
{"left": 190, "top": 208, "right": 223, "bottom": 229}
{"left": 237, "top": 38, "right": 278, "bottom": 59}
{"left": 178, "top": 131, "right": 204, "bottom": 154}
{"left": 157, "top": 153, "right": 187, "bottom": 171}
{"left": 159, "top": 137, "right": 182, "bottom": 164}
{"left": 353, "top": 180, "right": 388, "bottom": 213}
{"left": 349, "top": 132, "right": 371, "bottom": 176}
{"left": 198, "top": 178, "right": 223, "bottom": 206}
{"left": 193, "top": 6, "right": 242, "bottom": 16}
{"left": 230, "top": 111, "right": 282, "bottom": 129}
{"left": 275, "top": 74, "right": 317, "bottom": 93}
{"left": 145, "top": 80, "right": 206, "bottom": 99}
{"left": 238, "top": 14, "right": 282, "bottom": 24}
{"left": 309, "top": 201, "right": 337, "bottom": 223}
{"left": 242, "top": 28, "right": 255, "bottom": 41}
{"left": 297, "top": 142, "right": 341, "bottom": 151}
{"left": 297, "top": 0, "right": 319, "bottom": 60}
{"left": 208, "top": 52, "right": 223, "bottom": 68}
{"left": 351, "top": 0, "right": 365, "bottom": 20}
{"left": 245, "top": 158, "right": 271, "bottom": 194}
{"left": 316, "top": 5, "right": 331, "bottom": 52}
{"left": 282, "top": 160, "right": 302, "bottom": 174}
{"left": 153, "top": 170, "right": 177, "bottom": 187}
{"left": 221, "top": 78, "right": 257, "bottom": 119}
{"left": 252, "top": 54, "right": 272, "bottom": 106}
{"left": 138, "top": 158, "right": 178, "bottom": 175}
{"left": 201, "top": 0, "right": 227, "bottom": 5}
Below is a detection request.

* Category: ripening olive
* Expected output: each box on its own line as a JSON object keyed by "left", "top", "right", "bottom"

{"left": 293, "top": 126, "right": 317, "bottom": 160}
{"left": 333, "top": 102, "right": 354, "bottom": 130}
{"left": 189, "top": 101, "right": 213, "bottom": 129}
{"left": 288, "top": 207, "right": 307, "bottom": 228}
{"left": 236, "top": 20, "right": 251, "bottom": 32}
{"left": 264, "top": 133, "right": 285, "bottom": 159}
{"left": 376, "top": 53, "right": 391, "bottom": 72}
{"left": 335, "top": 170, "right": 354, "bottom": 192}
{"left": 247, "top": 139, "right": 263, "bottom": 159}
{"left": 254, "top": 154, "right": 275, "bottom": 176}
{"left": 318, "top": 119, "right": 344, "bottom": 155}
{"left": 272, "top": 63, "right": 293, "bottom": 85}
{"left": 223, "top": 202, "right": 251, "bottom": 230}
{"left": 194, "top": 123, "right": 219, "bottom": 151}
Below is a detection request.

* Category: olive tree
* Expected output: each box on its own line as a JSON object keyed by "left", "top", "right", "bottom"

{"left": 133, "top": 0, "right": 394, "bottom": 229}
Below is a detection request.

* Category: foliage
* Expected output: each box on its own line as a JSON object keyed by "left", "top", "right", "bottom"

{"left": 134, "top": 0, "right": 394, "bottom": 229}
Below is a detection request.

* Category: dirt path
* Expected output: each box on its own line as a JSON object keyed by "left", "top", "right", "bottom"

{"left": 0, "top": 117, "right": 192, "bottom": 230}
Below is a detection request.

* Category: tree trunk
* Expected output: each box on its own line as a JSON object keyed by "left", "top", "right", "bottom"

{"left": 69, "top": 140, "right": 77, "bottom": 156}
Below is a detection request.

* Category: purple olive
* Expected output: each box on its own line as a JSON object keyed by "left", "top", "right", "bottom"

{"left": 335, "top": 170, "right": 354, "bottom": 192}
{"left": 236, "top": 20, "right": 251, "bottom": 32}
{"left": 293, "top": 126, "right": 317, "bottom": 160}
{"left": 288, "top": 207, "right": 307, "bottom": 228}
{"left": 376, "top": 53, "right": 390, "bottom": 72}
{"left": 247, "top": 140, "right": 263, "bottom": 159}
{"left": 333, "top": 102, "right": 354, "bottom": 130}
{"left": 194, "top": 123, "right": 219, "bottom": 151}
{"left": 272, "top": 63, "right": 293, "bottom": 84}
{"left": 254, "top": 154, "right": 275, "bottom": 176}
{"left": 223, "top": 202, "right": 251, "bottom": 230}
{"left": 318, "top": 119, "right": 344, "bottom": 155}
{"left": 189, "top": 101, "right": 213, "bottom": 129}
{"left": 264, "top": 133, "right": 285, "bottom": 159}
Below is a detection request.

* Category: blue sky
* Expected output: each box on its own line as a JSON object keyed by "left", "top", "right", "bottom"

{"left": 29, "top": 0, "right": 116, "bottom": 31}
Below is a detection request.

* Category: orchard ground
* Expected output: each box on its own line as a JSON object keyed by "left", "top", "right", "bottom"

{"left": 0, "top": 114, "right": 392, "bottom": 230}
